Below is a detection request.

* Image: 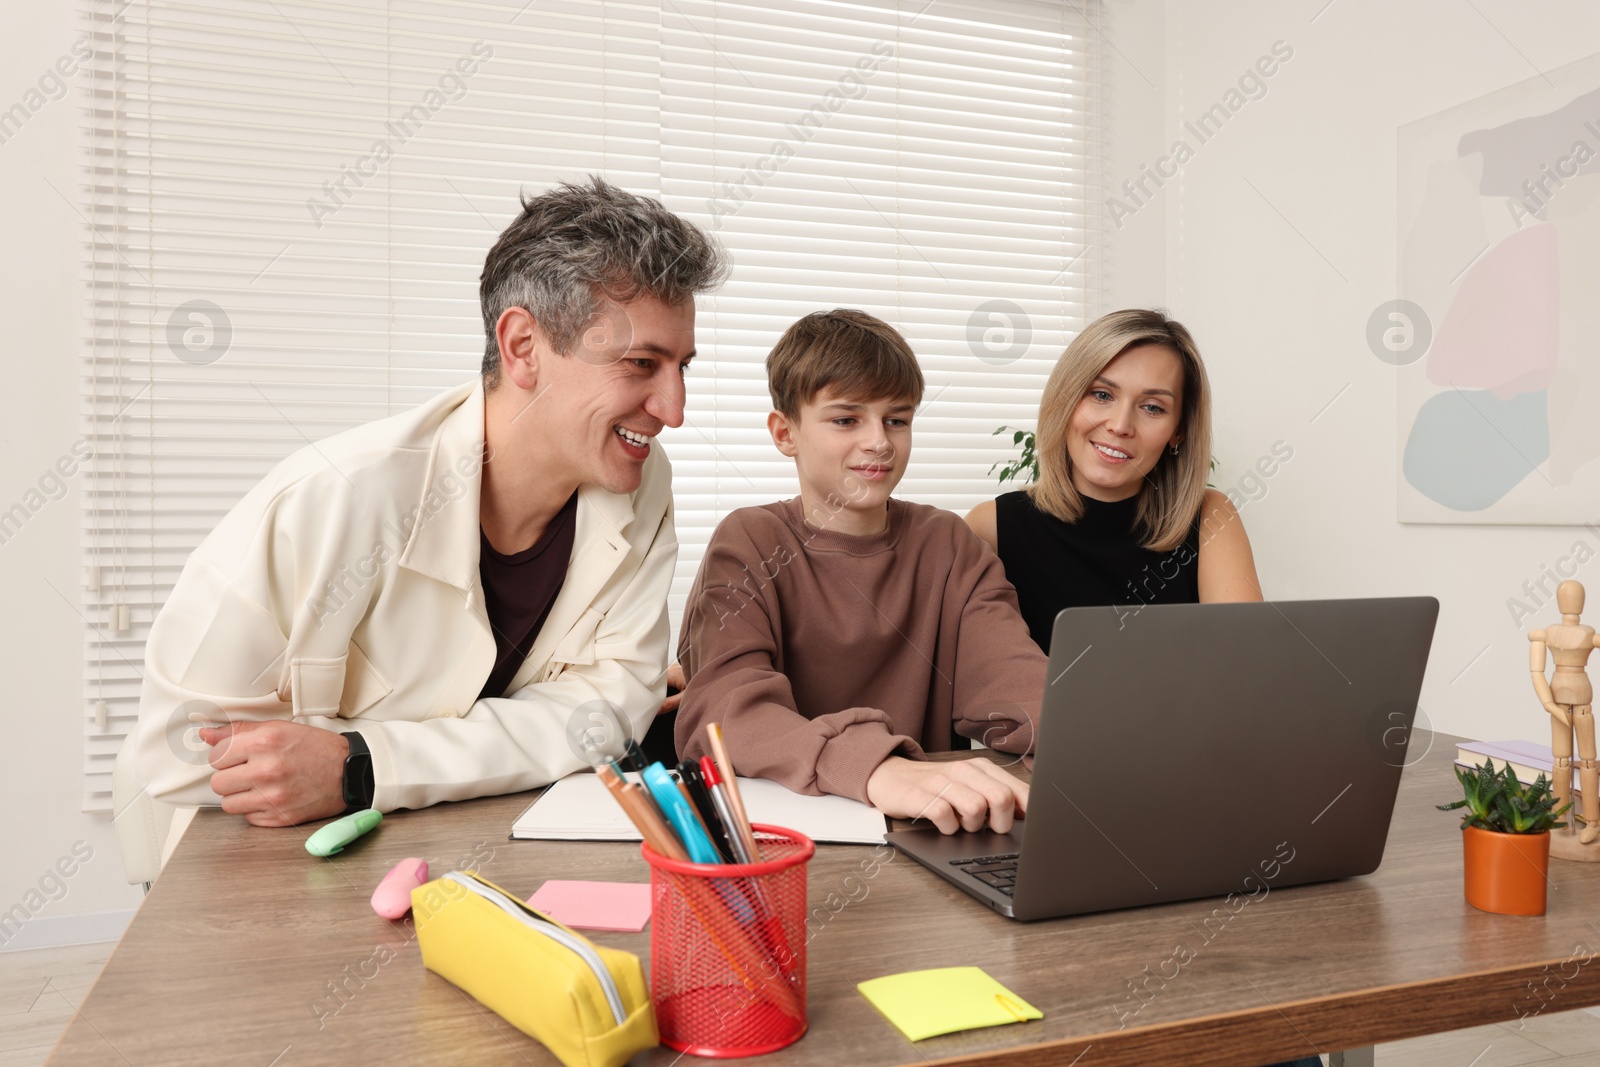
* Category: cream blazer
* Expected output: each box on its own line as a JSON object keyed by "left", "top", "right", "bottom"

{"left": 128, "top": 379, "right": 676, "bottom": 812}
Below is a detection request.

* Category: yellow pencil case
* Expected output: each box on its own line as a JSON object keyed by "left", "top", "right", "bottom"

{"left": 412, "top": 870, "right": 657, "bottom": 1067}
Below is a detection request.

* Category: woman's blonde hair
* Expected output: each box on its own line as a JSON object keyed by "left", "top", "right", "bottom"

{"left": 1029, "top": 309, "right": 1211, "bottom": 553}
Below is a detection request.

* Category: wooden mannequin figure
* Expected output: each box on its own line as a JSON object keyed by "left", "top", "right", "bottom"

{"left": 1530, "top": 579, "right": 1600, "bottom": 859}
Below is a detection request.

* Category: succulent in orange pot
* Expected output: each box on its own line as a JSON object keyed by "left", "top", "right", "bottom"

{"left": 1438, "top": 758, "right": 1571, "bottom": 916}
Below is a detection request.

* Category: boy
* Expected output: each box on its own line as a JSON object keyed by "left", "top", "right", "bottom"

{"left": 675, "top": 309, "right": 1046, "bottom": 834}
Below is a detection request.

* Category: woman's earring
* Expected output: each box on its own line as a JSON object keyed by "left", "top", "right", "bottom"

{"left": 1168, "top": 444, "right": 1181, "bottom": 457}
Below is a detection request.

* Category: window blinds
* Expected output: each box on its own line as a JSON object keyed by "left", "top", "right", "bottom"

{"left": 78, "top": 0, "right": 665, "bottom": 808}
{"left": 655, "top": 0, "right": 1100, "bottom": 614}
{"left": 78, "top": 0, "right": 1098, "bottom": 809}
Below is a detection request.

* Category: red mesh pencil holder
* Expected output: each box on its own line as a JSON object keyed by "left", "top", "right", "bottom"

{"left": 642, "top": 823, "right": 814, "bottom": 1057}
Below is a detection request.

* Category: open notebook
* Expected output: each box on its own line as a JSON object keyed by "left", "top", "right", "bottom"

{"left": 513, "top": 771, "right": 888, "bottom": 845}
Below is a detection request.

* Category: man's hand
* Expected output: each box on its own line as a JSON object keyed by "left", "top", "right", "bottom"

{"left": 865, "top": 756, "right": 1028, "bottom": 835}
{"left": 659, "top": 662, "right": 687, "bottom": 715}
{"left": 200, "top": 721, "right": 350, "bottom": 827}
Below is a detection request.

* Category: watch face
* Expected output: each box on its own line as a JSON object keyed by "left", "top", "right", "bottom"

{"left": 344, "top": 753, "right": 373, "bottom": 809}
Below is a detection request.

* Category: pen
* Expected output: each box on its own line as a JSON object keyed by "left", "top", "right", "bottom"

{"left": 699, "top": 756, "right": 753, "bottom": 865}
{"left": 698, "top": 756, "right": 801, "bottom": 986}
{"left": 597, "top": 767, "right": 795, "bottom": 1008}
{"left": 675, "top": 776, "right": 730, "bottom": 863}
{"left": 642, "top": 763, "right": 721, "bottom": 864}
{"left": 630, "top": 768, "right": 802, "bottom": 1017}
{"left": 648, "top": 766, "right": 772, "bottom": 961}
{"left": 679, "top": 760, "right": 738, "bottom": 863}
{"left": 707, "top": 723, "right": 761, "bottom": 861}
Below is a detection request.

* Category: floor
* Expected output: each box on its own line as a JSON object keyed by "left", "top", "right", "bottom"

{"left": 1373, "top": 1010, "right": 1600, "bottom": 1067}
{"left": 4, "top": 943, "right": 1600, "bottom": 1065}
{"left": 0, "top": 943, "right": 111, "bottom": 1065}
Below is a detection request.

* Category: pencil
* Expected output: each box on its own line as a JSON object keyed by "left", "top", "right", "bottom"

{"left": 597, "top": 765, "right": 686, "bottom": 861}
{"left": 597, "top": 772, "right": 802, "bottom": 1018}
{"left": 702, "top": 755, "right": 804, "bottom": 987}
{"left": 707, "top": 722, "right": 761, "bottom": 860}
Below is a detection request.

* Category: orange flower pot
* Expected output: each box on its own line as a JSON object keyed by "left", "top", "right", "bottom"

{"left": 1462, "top": 826, "right": 1551, "bottom": 916}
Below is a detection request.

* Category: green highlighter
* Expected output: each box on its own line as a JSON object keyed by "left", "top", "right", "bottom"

{"left": 305, "top": 809, "right": 382, "bottom": 857}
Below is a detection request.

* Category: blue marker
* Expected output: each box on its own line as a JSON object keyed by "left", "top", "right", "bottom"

{"left": 641, "top": 763, "right": 719, "bottom": 864}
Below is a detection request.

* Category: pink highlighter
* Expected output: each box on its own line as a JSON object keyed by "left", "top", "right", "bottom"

{"left": 371, "top": 858, "right": 429, "bottom": 919}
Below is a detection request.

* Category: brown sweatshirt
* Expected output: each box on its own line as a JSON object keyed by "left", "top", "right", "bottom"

{"left": 675, "top": 496, "right": 1046, "bottom": 803}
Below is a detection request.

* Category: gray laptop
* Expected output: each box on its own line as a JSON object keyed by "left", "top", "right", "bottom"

{"left": 887, "top": 597, "right": 1439, "bottom": 920}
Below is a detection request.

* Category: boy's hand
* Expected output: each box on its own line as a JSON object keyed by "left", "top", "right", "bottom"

{"left": 659, "top": 662, "right": 687, "bottom": 715}
{"left": 865, "top": 756, "right": 1028, "bottom": 835}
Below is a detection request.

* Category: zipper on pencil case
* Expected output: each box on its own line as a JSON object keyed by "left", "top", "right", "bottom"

{"left": 442, "top": 871, "right": 627, "bottom": 1026}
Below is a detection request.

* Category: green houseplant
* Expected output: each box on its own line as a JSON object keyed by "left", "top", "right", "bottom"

{"left": 989, "top": 426, "right": 1038, "bottom": 486}
{"left": 987, "top": 425, "right": 1217, "bottom": 488}
{"left": 1437, "top": 759, "right": 1569, "bottom": 915}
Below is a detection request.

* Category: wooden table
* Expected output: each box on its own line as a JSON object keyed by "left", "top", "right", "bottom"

{"left": 51, "top": 731, "right": 1600, "bottom": 1066}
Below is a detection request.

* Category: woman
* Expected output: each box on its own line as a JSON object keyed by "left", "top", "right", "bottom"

{"left": 967, "top": 308, "right": 1262, "bottom": 651}
{"left": 971, "top": 316, "right": 1310, "bottom": 1067}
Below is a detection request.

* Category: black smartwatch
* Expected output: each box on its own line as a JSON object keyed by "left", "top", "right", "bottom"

{"left": 342, "top": 731, "right": 375, "bottom": 812}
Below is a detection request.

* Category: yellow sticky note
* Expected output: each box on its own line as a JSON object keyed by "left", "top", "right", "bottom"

{"left": 857, "top": 966, "right": 1042, "bottom": 1041}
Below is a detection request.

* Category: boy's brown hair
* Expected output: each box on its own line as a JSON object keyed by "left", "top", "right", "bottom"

{"left": 765, "top": 309, "right": 925, "bottom": 419}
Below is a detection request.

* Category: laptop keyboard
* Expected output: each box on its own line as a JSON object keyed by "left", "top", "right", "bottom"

{"left": 950, "top": 853, "right": 1020, "bottom": 896}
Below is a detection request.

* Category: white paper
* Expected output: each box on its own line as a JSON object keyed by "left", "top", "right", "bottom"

{"left": 512, "top": 771, "right": 887, "bottom": 845}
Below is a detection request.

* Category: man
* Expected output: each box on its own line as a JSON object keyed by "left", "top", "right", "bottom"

{"left": 128, "top": 176, "right": 725, "bottom": 827}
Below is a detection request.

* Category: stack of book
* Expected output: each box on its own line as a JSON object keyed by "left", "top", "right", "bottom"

{"left": 1456, "top": 739, "right": 1585, "bottom": 800}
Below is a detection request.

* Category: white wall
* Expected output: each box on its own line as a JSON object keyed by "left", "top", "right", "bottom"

{"left": 1101, "top": 0, "right": 1169, "bottom": 311}
{"left": 1151, "top": 0, "right": 1600, "bottom": 747}
{"left": 0, "top": 4, "right": 143, "bottom": 942}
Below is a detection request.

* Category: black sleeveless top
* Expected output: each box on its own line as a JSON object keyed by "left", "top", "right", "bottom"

{"left": 994, "top": 490, "right": 1201, "bottom": 652}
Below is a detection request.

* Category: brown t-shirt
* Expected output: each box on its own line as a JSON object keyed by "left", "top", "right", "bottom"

{"left": 675, "top": 496, "right": 1046, "bottom": 803}
{"left": 476, "top": 492, "right": 578, "bottom": 700}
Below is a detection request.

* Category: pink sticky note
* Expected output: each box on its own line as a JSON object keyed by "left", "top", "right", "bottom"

{"left": 528, "top": 880, "right": 653, "bottom": 932}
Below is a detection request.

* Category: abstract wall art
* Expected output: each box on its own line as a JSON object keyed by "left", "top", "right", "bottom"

{"left": 1397, "top": 53, "right": 1600, "bottom": 523}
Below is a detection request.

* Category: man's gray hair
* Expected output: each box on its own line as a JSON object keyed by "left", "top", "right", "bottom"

{"left": 478, "top": 176, "right": 727, "bottom": 386}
